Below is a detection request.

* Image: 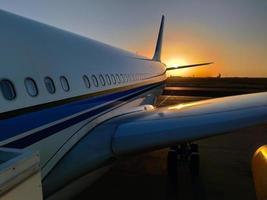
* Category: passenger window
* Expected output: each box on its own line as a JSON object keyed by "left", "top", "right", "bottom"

{"left": 105, "top": 74, "right": 111, "bottom": 85}
{"left": 44, "top": 77, "right": 56, "bottom": 94}
{"left": 111, "top": 74, "right": 116, "bottom": 84}
{"left": 60, "top": 76, "right": 70, "bottom": 92}
{"left": 116, "top": 74, "right": 121, "bottom": 84}
{"left": 83, "top": 75, "right": 90, "bottom": 88}
{"left": 124, "top": 74, "right": 128, "bottom": 82}
{"left": 99, "top": 74, "right": 106, "bottom": 86}
{"left": 127, "top": 74, "right": 131, "bottom": 82}
{"left": 120, "top": 74, "right": 124, "bottom": 83}
{"left": 25, "top": 78, "right": 38, "bottom": 97}
{"left": 91, "top": 75, "right": 99, "bottom": 87}
{"left": 0, "top": 79, "right": 16, "bottom": 100}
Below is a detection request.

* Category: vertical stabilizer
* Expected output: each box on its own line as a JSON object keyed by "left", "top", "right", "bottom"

{"left": 152, "top": 15, "right": 165, "bottom": 62}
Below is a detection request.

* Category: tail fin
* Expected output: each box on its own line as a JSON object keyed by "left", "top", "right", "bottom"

{"left": 152, "top": 15, "right": 165, "bottom": 62}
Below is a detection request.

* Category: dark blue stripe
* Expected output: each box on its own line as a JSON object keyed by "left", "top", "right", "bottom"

{"left": 0, "top": 84, "right": 156, "bottom": 142}
{"left": 4, "top": 83, "right": 161, "bottom": 148}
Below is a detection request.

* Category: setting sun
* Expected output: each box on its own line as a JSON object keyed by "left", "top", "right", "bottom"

{"left": 165, "top": 58, "right": 188, "bottom": 67}
{"left": 164, "top": 58, "right": 191, "bottom": 77}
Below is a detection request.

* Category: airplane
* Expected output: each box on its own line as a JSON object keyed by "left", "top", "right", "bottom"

{"left": 0, "top": 10, "right": 267, "bottom": 199}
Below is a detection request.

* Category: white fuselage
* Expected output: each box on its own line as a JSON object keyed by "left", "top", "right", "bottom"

{"left": 0, "top": 10, "right": 166, "bottom": 198}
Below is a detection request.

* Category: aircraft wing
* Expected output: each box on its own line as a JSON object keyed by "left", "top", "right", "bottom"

{"left": 111, "top": 92, "right": 267, "bottom": 155}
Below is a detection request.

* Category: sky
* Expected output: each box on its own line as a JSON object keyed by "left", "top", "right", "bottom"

{"left": 0, "top": 0, "right": 266, "bottom": 77}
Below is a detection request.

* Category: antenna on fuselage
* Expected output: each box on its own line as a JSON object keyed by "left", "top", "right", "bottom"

{"left": 152, "top": 15, "right": 165, "bottom": 62}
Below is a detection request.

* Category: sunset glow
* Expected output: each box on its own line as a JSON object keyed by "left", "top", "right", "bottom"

{"left": 165, "top": 58, "right": 190, "bottom": 77}
{"left": 165, "top": 58, "right": 188, "bottom": 68}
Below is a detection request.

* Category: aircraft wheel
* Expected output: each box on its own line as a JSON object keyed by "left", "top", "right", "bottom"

{"left": 190, "top": 143, "right": 199, "bottom": 153}
{"left": 190, "top": 144, "right": 200, "bottom": 176}
{"left": 167, "top": 150, "right": 178, "bottom": 177}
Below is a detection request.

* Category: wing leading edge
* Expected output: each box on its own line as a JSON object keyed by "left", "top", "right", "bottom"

{"left": 111, "top": 92, "right": 267, "bottom": 155}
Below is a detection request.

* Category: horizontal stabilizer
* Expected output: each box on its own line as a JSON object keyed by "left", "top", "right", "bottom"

{"left": 166, "top": 62, "right": 213, "bottom": 71}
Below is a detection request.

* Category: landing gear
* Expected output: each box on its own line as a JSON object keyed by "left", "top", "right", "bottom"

{"left": 166, "top": 143, "right": 202, "bottom": 199}
{"left": 190, "top": 143, "right": 200, "bottom": 176}
{"left": 167, "top": 143, "right": 200, "bottom": 177}
{"left": 167, "top": 148, "right": 178, "bottom": 180}
{"left": 166, "top": 147, "right": 179, "bottom": 199}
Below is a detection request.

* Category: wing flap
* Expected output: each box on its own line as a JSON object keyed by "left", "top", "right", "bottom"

{"left": 112, "top": 92, "right": 267, "bottom": 155}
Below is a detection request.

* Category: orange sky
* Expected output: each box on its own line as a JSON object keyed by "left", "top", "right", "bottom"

{"left": 132, "top": 26, "right": 266, "bottom": 78}
{"left": 133, "top": 31, "right": 225, "bottom": 77}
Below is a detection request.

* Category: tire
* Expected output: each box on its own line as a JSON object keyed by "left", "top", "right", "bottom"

{"left": 167, "top": 150, "right": 177, "bottom": 177}
{"left": 190, "top": 153, "right": 200, "bottom": 176}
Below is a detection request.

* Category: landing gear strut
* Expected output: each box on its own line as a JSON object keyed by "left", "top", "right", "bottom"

{"left": 167, "top": 148, "right": 178, "bottom": 178}
{"left": 190, "top": 143, "right": 200, "bottom": 176}
{"left": 166, "top": 143, "right": 201, "bottom": 199}
{"left": 167, "top": 143, "right": 200, "bottom": 177}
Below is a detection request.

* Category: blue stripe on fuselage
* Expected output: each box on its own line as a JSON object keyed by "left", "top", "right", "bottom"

{"left": 2, "top": 83, "right": 162, "bottom": 148}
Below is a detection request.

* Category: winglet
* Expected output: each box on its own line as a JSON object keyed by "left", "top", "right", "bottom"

{"left": 152, "top": 15, "right": 165, "bottom": 62}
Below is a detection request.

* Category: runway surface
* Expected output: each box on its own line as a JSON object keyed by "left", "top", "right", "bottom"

{"left": 77, "top": 94, "right": 267, "bottom": 200}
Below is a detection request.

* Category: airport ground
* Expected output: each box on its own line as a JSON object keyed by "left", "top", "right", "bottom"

{"left": 78, "top": 77, "right": 267, "bottom": 200}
